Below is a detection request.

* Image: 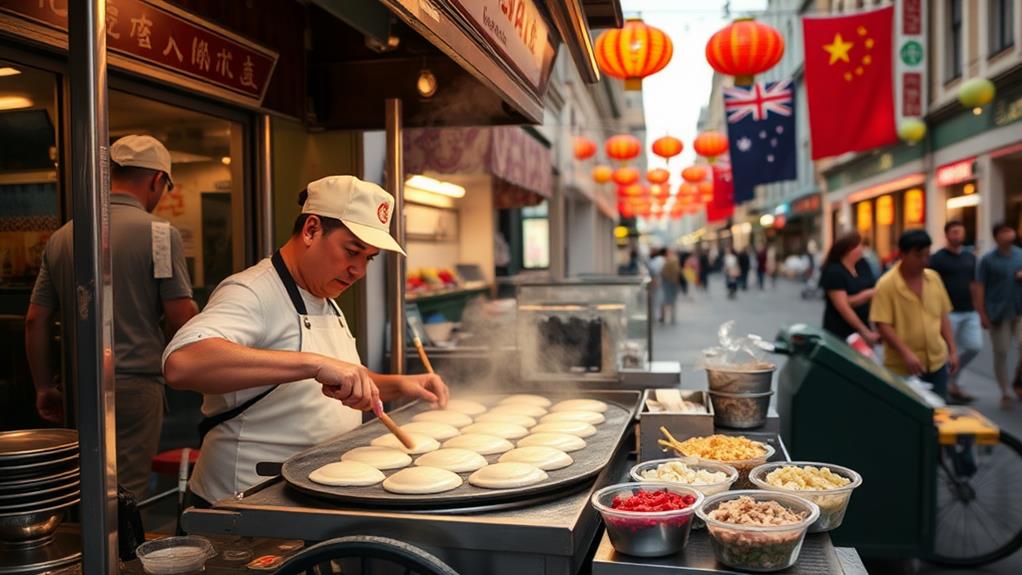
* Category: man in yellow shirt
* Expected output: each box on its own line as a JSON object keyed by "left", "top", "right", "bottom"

{"left": 870, "top": 230, "right": 959, "bottom": 400}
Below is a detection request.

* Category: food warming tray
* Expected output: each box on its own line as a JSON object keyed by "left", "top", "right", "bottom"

{"left": 281, "top": 391, "right": 640, "bottom": 508}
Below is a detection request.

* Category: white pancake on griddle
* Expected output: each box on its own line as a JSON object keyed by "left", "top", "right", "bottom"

{"left": 529, "top": 421, "right": 598, "bottom": 438}
{"left": 382, "top": 466, "right": 462, "bottom": 494}
{"left": 539, "top": 410, "right": 605, "bottom": 425}
{"left": 516, "top": 432, "right": 586, "bottom": 452}
{"left": 400, "top": 421, "right": 460, "bottom": 441}
{"left": 412, "top": 410, "right": 474, "bottom": 428}
{"left": 498, "top": 446, "right": 573, "bottom": 471}
{"left": 444, "top": 399, "right": 488, "bottom": 416}
{"left": 498, "top": 394, "right": 552, "bottom": 408}
{"left": 550, "top": 399, "right": 608, "bottom": 413}
{"left": 414, "top": 448, "right": 488, "bottom": 473}
{"left": 340, "top": 446, "right": 412, "bottom": 470}
{"left": 486, "top": 404, "right": 547, "bottom": 419}
{"left": 460, "top": 422, "right": 530, "bottom": 440}
{"left": 370, "top": 432, "right": 439, "bottom": 454}
{"left": 442, "top": 433, "right": 514, "bottom": 455}
{"left": 469, "top": 462, "right": 548, "bottom": 489}
{"left": 308, "top": 461, "right": 385, "bottom": 486}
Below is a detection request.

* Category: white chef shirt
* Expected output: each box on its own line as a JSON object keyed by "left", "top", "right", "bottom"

{"left": 162, "top": 257, "right": 348, "bottom": 417}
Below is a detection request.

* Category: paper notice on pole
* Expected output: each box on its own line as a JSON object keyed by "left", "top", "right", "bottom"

{"left": 151, "top": 221, "right": 172, "bottom": 279}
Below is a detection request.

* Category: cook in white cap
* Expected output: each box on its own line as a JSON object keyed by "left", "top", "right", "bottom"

{"left": 27, "top": 134, "right": 197, "bottom": 500}
{"left": 163, "top": 175, "right": 448, "bottom": 505}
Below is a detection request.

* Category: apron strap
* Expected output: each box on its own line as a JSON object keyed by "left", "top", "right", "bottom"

{"left": 271, "top": 249, "right": 308, "bottom": 315}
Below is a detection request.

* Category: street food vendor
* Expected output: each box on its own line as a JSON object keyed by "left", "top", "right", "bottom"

{"left": 163, "top": 175, "right": 448, "bottom": 505}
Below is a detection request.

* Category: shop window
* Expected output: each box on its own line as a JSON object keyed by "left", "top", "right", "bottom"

{"left": 522, "top": 201, "right": 549, "bottom": 269}
{"left": 946, "top": 181, "right": 979, "bottom": 246}
{"left": 988, "top": 0, "right": 1015, "bottom": 56}
{"left": 946, "top": 0, "right": 963, "bottom": 81}
{"left": 109, "top": 91, "right": 245, "bottom": 297}
{"left": 0, "top": 61, "right": 60, "bottom": 291}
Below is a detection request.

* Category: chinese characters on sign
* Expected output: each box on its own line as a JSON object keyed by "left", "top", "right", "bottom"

{"left": 1, "top": 0, "right": 277, "bottom": 103}
{"left": 895, "top": 0, "right": 926, "bottom": 121}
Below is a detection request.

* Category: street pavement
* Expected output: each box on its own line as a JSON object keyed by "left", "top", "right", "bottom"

{"left": 651, "top": 273, "right": 1021, "bottom": 575}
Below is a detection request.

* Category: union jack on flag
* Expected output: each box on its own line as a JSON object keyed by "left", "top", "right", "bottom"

{"left": 724, "top": 80, "right": 793, "bottom": 123}
{"left": 723, "top": 80, "right": 797, "bottom": 203}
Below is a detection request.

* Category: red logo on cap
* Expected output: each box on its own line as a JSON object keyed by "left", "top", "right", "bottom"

{"left": 377, "top": 202, "right": 389, "bottom": 224}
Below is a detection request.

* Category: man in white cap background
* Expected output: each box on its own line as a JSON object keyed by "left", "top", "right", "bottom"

{"left": 25, "top": 134, "right": 198, "bottom": 499}
{"left": 163, "top": 175, "right": 448, "bottom": 505}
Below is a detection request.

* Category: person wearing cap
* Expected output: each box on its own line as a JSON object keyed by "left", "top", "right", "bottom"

{"left": 162, "top": 175, "right": 449, "bottom": 505}
{"left": 25, "top": 134, "right": 198, "bottom": 499}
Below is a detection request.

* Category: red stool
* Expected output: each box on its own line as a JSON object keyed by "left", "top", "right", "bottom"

{"left": 151, "top": 447, "right": 200, "bottom": 476}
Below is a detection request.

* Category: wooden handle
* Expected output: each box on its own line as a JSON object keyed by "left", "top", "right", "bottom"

{"left": 374, "top": 400, "right": 415, "bottom": 450}
{"left": 414, "top": 336, "right": 435, "bottom": 374}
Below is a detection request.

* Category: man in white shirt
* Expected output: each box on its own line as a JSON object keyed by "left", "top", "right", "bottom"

{"left": 163, "top": 175, "right": 448, "bottom": 504}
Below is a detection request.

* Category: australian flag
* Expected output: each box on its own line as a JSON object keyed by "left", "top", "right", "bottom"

{"left": 724, "top": 80, "right": 797, "bottom": 204}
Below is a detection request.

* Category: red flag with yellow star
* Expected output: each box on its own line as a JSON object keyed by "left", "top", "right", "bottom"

{"left": 803, "top": 6, "right": 897, "bottom": 160}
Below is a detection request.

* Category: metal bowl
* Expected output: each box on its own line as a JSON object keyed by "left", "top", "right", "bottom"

{"left": 0, "top": 496, "right": 78, "bottom": 544}
{"left": 709, "top": 391, "right": 773, "bottom": 429}
{"left": 705, "top": 366, "right": 775, "bottom": 394}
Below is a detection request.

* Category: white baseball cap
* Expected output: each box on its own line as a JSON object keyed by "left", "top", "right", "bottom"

{"left": 110, "top": 135, "right": 173, "bottom": 185}
{"left": 303, "top": 175, "right": 405, "bottom": 255}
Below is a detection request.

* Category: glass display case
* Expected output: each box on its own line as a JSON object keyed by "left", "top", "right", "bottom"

{"left": 516, "top": 277, "right": 651, "bottom": 381}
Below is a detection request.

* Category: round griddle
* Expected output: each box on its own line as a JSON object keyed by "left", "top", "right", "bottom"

{"left": 282, "top": 395, "right": 633, "bottom": 509}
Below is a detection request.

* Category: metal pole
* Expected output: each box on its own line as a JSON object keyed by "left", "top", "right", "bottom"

{"left": 68, "top": 1, "right": 117, "bottom": 572}
{"left": 385, "top": 99, "right": 405, "bottom": 375}
{"left": 259, "top": 114, "right": 274, "bottom": 255}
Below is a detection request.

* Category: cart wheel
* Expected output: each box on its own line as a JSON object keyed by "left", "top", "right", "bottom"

{"left": 928, "top": 430, "right": 1022, "bottom": 567}
{"left": 270, "top": 535, "right": 459, "bottom": 575}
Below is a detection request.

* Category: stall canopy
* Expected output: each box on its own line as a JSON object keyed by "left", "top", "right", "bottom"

{"left": 404, "top": 127, "right": 553, "bottom": 208}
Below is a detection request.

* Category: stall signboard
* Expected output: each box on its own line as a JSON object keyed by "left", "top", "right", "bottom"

{"left": 876, "top": 195, "right": 895, "bottom": 226}
{"left": 448, "top": 0, "right": 555, "bottom": 93}
{"left": 895, "top": 0, "right": 927, "bottom": 120}
{"left": 936, "top": 159, "right": 976, "bottom": 187}
{"left": 904, "top": 188, "right": 924, "bottom": 225}
{"left": 791, "top": 194, "right": 821, "bottom": 215}
{"left": 1, "top": 0, "right": 278, "bottom": 105}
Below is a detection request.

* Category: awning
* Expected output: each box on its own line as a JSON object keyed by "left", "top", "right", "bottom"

{"left": 404, "top": 127, "right": 553, "bottom": 208}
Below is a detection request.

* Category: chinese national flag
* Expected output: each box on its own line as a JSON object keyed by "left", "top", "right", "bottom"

{"left": 706, "top": 161, "right": 734, "bottom": 223}
{"left": 803, "top": 6, "right": 897, "bottom": 160}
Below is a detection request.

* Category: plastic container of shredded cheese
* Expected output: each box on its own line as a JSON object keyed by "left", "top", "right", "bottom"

{"left": 749, "top": 461, "right": 862, "bottom": 533}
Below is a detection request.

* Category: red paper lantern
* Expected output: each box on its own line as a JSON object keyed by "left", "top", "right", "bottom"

{"left": 605, "top": 134, "right": 642, "bottom": 161}
{"left": 617, "top": 183, "right": 647, "bottom": 198}
{"left": 652, "top": 136, "right": 683, "bottom": 160}
{"left": 595, "top": 19, "right": 674, "bottom": 91}
{"left": 694, "top": 131, "right": 729, "bottom": 161}
{"left": 681, "top": 165, "right": 708, "bottom": 183}
{"left": 647, "top": 168, "right": 670, "bottom": 185}
{"left": 573, "top": 137, "right": 597, "bottom": 160}
{"left": 705, "top": 18, "right": 785, "bottom": 86}
{"left": 612, "top": 167, "right": 640, "bottom": 186}
{"left": 698, "top": 181, "right": 714, "bottom": 203}
{"left": 592, "top": 165, "right": 613, "bottom": 184}
{"left": 651, "top": 184, "right": 670, "bottom": 201}
{"left": 618, "top": 202, "right": 635, "bottom": 218}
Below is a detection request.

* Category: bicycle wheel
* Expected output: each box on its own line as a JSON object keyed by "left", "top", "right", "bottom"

{"left": 928, "top": 430, "right": 1022, "bottom": 567}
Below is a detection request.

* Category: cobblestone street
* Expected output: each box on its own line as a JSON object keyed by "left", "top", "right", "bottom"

{"left": 652, "top": 274, "right": 1022, "bottom": 574}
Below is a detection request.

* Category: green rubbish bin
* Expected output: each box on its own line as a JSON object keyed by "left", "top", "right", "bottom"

{"left": 774, "top": 324, "right": 936, "bottom": 559}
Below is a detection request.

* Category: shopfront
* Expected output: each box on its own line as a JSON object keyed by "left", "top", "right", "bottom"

{"left": 851, "top": 183, "right": 926, "bottom": 264}
{"left": 936, "top": 158, "right": 979, "bottom": 246}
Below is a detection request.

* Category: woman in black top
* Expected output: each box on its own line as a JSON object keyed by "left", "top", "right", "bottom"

{"left": 819, "top": 231, "right": 880, "bottom": 343}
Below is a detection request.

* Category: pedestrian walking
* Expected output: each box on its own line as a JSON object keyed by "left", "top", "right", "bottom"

{"left": 767, "top": 244, "right": 779, "bottom": 288}
{"left": 861, "top": 236, "right": 883, "bottom": 279}
{"left": 975, "top": 222, "right": 1022, "bottom": 408}
{"left": 648, "top": 248, "right": 666, "bottom": 322}
{"left": 756, "top": 244, "right": 768, "bottom": 290}
{"left": 928, "top": 220, "right": 982, "bottom": 404}
{"left": 724, "top": 248, "right": 740, "bottom": 300}
{"left": 660, "top": 250, "right": 682, "bottom": 324}
{"left": 738, "top": 248, "right": 751, "bottom": 291}
{"left": 697, "top": 249, "right": 711, "bottom": 292}
{"left": 24, "top": 135, "right": 198, "bottom": 499}
{"left": 870, "top": 230, "right": 958, "bottom": 400}
{"left": 819, "top": 231, "right": 879, "bottom": 344}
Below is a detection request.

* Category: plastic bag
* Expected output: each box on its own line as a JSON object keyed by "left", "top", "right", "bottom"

{"left": 699, "top": 320, "right": 775, "bottom": 371}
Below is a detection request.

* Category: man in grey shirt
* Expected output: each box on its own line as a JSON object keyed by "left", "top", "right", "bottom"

{"left": 25, "top": 135, "right": 198, "bottom": 498}
{"left": 976, "top": 222, "right": 1022, "bottom": 409}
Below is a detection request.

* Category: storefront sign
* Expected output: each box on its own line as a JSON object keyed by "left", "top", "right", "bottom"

{"left": 856, "top": 202, "right": 872, "bottom": 232}
{"left": 1, "top": 0, "right": 278, "bottom": 104}
{"left": 876, "top": 195, "right": 894, "bottom": 226}
{"left": 903, "top": 188, "right": 924, "bottom": 225}
{"left": 449, "top": 0, "right": 553, "bottom": 91}
{"left": 936, "top": 159, "right": 975, "bottom": 187}
{"left": 791, "top": 194, "right": 821, "bottom": 215}
{"left": 895, "top": 0, "right": 927, "bottom": 121}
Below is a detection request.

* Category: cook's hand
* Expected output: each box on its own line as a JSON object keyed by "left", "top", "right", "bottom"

{"left": 398, "top": 373, "right": 449, "bottom": 409}
{"left": 902, "top": 352, "right": 925, "bottom": 377}
{"left": 35, "top": 386, "right": 64, "bottom": 424}
{"left": 314, "top": 358, "right": 379, "bottom": 411}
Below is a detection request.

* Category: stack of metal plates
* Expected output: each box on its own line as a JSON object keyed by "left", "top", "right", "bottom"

{"left": 0, "top": 429, "right": 80, "bottom": 553}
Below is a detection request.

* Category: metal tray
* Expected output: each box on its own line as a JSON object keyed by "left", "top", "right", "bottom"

{"left": 0, "top": 467, "right": 79, "bottom": 493}
{"left": 0, "top": 430, "right": 78, "bottom": 463}
{"left": 0, "top": 454, "right": 79, "bottom": 479}
{"left": 282, "top": 391, "right": 640, "bottom": 509}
